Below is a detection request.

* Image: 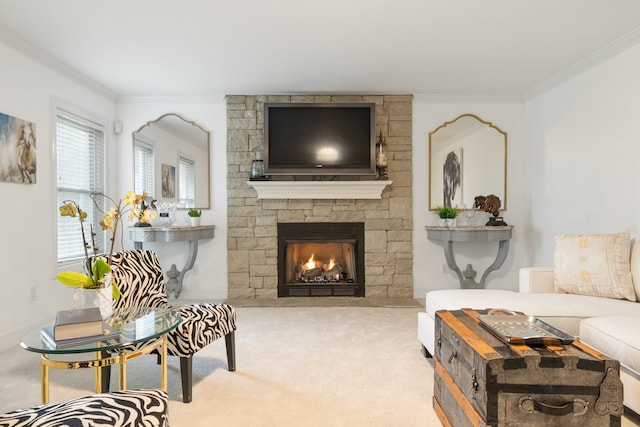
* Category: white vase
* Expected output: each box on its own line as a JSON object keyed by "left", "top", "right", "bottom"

{"left": 438, "top": 218, "right": 456, "bottom": 227}
{"left": 72, "top": 274, "right": 113, "bottom": 319}
{"left": 96, "top": 276, "right": 114, "bottom": 319}
{"left": 190, "top": 217, "right": 201, "bottom": 226}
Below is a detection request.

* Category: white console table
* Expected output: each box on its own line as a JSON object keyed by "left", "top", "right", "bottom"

{"left": 425, "top": 225, "right": 513, "bottom": 289}
{"left": 129, "top": 225, "right": 215, "bottom": 298}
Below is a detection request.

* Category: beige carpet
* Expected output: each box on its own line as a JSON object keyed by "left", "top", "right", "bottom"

{"left": 0, "top": 307, "right": 439, "bottom": 426}
{"left": 3, "top": 306, "right": 639, "bottom": 426}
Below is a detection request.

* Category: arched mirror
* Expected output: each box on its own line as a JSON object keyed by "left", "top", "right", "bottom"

{"left": 133, "top": 113, "right": 210, "bottom": 209}
{"left": 429, "top": 114, "right": 506, "bottom": 210}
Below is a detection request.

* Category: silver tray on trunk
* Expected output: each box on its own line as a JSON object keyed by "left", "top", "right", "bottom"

{"left": 477, "top": 310, "right": 574, "bottom": 346}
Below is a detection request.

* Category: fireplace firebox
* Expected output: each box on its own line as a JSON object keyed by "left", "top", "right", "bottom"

{"left": 277, "top": 222, "right": 365, "bottom": 297}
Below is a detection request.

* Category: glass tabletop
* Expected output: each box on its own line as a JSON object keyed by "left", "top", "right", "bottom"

{"left": 20, "top": 307, "right": 182, "bottom": 355}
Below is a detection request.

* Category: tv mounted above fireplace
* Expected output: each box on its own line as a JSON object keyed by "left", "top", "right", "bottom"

{"left": 263, "top": 103, "right": 376, "bottom": 176}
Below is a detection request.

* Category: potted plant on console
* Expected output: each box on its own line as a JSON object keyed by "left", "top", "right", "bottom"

{"left": 188, "top": 208, "right": 202, "bottom": 226}
{"left": 435, "top": 206, "right": 460, "bottom": 227}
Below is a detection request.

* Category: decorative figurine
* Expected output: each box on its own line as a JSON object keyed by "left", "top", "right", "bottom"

{"left": 474, "top": 194, "right": 507, "bottom": 226}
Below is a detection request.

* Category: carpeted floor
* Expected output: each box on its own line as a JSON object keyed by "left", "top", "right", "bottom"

{"left": 3, "top": 305, "right": 639, "bottom": 426}
{"left": 0, "top": 306, "right": 438, "bottom": 426}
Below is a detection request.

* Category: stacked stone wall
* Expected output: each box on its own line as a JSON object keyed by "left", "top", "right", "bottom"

{"left": 226, "top": 95, "right": 413, "bottom": 299}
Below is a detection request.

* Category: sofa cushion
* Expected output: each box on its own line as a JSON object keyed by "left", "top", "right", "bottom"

{"left": 580, "top": 317, "right": 640, "bottom": 375}
{"left": 553, "top": 232, "right": 635, "bottom": 301}
{"left": 425, "top": 289, "right": 640, "bottom": 336}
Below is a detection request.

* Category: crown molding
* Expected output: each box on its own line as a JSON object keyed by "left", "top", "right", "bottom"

{"left": 0, "top": 27, "right": 117, "bottom": 101}
{"left": 117, "top": 94, "right": 227, "bottom": 104}
{"left": 525, "top": 27, "right": 640, "bottom": 101}
{"left": 413, "top": 94, "right": 523, "bottom": 103}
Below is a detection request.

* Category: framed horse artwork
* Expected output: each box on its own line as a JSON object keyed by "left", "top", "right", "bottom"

{"left": 0, "top": 112, "right": 36, "bottom": 184}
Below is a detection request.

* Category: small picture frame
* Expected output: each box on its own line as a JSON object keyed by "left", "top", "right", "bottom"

{"left": 161, "top": 164, "right": 176, "bottom": 198}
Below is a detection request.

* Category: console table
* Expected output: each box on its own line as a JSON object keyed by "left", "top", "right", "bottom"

{"left": 129, "top": 225, "right": 214, "bottom": 298}
{"left": 425, "top": 225, "right": 513, "bottom": 289}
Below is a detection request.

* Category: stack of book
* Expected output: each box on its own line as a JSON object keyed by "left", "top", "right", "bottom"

{"left": 40, "top": 307, "right": 120, "bottom": 349}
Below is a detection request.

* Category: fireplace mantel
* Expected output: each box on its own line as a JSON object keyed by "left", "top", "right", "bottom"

{"left": 247, "top": 180, "right": 393, "bottom": 199}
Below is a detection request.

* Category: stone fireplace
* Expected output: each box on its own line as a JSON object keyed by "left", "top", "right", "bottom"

{"left": 278, "top": 222, "right": 365, "bottom": 297}
{"left": 226, "top": 94, "right": 413, "bottom": 299}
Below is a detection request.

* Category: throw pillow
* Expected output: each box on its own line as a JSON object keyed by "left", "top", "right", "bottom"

{"left": 631, "top": 235, "right": 640, "bottom": 300}
{"left": 554, "top": 232, "right": 635, "bottom": 301}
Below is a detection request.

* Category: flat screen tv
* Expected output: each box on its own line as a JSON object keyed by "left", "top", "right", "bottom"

{"left": 264, "top": 103, "right": 376, "bottom": 176}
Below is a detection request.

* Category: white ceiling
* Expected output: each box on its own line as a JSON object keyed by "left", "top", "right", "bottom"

{"left": 1, "top": 0, "right": 640, "bottom": 99}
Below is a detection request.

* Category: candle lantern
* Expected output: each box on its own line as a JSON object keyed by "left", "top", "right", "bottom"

{"left": 375, "top": 131, "right": 388, "bottom": 180}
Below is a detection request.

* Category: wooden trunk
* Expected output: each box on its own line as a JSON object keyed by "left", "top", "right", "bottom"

{"left": 433, "top": 309, "right": 623, "bottom": 427}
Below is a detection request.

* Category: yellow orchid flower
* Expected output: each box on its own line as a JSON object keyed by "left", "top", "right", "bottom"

{"left": 100, "top": 207, "right": 117, "bottom": 230}
{"left": 122, "top": 190, "right": 138, "bottom": 206}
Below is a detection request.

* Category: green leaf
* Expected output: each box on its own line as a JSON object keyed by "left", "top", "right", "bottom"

{"left": 56, "top": 271, "right": 94, "bottom": 288}
{"left": 112, "top": 283, "right": 121, "bottom": 300}
{"left": 91, "top": 258, "right": 112, "bottom": 282}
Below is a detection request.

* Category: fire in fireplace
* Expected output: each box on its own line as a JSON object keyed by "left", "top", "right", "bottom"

{"left": 286, "top": 243, "right": 356, "bottom": 283}
{"left": 278, "top": 223, "right": 365, "bottom": 297}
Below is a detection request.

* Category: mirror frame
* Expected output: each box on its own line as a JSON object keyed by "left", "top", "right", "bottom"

{"left": 132, "top": 113, "right": 211, "bottom": 210}
{"left": 428, "top": 113, "right": 507, "bottom": 211}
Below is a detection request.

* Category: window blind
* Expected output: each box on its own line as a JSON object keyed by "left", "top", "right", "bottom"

{"left": 56, "top": 111, "right": 105, "bottom": 263}
{"left": 178, "top": 156, "right": 195, "bottom": 207}
{"left": 134, "top": 141, "right": 155, "bottom": 198}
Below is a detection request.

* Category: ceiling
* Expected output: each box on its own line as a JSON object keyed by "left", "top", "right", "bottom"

{"left": 1, "top": 0, "right": 640, "bottom": 99}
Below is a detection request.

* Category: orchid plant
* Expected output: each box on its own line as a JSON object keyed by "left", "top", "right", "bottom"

{"left": 56, "top": 190, "right": 156, "bottom": 299}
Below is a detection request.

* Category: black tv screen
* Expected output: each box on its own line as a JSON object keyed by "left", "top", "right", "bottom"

{"left": 264, "top": 103, "right": 376, "bottom": 176}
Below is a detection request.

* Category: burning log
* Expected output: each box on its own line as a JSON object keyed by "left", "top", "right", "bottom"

{"left": 302, "top": 267, "right": 323, "bottom": 280}
{"left": 322, "top": 263, "right": 343, "bottom": 281}
{"left": 295, "top": 253, "right": 347, "bottom": 282}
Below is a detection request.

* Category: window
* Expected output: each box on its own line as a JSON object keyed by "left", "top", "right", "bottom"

{"left": 56, "top": 109, "right": 106, "bottom": 263}
{"left": 178, "top": 156, "right": 195, "bottom": 207}
{"left": 134, "top": 140, "right": 155, "bottom": 198}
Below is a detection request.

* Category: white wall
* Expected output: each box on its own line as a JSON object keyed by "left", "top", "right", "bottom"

{"left": 117, "top": 100, "right": 228, "bottom": 301}
{"left": 0, "top": 40, "right": 229, "bottom": 351}
{"left": 525, "top": 42, "right": 640, "bottom": 266}
{"left": 412, "top": 97, "right": 527, "bottom": 297}
{"left": 2, "top": 27, "right": 639, "bottom": 352}
{"left": 0, "top": 41, "right": 117, "bottom": 349}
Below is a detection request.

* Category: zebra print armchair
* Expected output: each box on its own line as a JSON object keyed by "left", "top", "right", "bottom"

{"left": 0, "top": 389, "right": 168, "bottom": 427}
{"left": 109, "top": 250, "right": 236, "bottom": 403}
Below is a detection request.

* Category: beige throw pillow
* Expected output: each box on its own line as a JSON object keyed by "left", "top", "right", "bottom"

{"left": 554, "top": 232, "right": 635, "bottom": 301}
{"left": 631, "top": 236, "right": 640, "bottom": 300}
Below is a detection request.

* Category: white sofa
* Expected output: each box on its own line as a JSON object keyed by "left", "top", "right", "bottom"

{"left": 418, "top": 238, "right": 640, "bottom": 414}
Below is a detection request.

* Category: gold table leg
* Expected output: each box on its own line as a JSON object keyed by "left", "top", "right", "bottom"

{"left": 161, "top": 335, "right": 168, "bottom": 391}
{"left": 95, "top": 351, "right": 102, "bottom": 394}
{"left": 40, "top": 359, "right": 49, "bottom": 404}
{"left": 119, "top": 351, "right": 127, "bottom": 390}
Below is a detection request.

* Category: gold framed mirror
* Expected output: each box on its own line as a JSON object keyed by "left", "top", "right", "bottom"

{"left": 429, "top": 114, "right": 506, "bottom": 210}
{"left": 133, "top": 113, "right": 210, "bottom": 209}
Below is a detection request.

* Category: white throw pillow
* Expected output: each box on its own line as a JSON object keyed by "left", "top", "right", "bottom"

{"left": 631, "top": 235, "right": 640, "bottom": 300}
{"left": 554, "top": 232, "right": 635, "bottom": 301}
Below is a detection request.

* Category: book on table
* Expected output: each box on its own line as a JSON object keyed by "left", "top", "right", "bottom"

{"left": 40, "top": 322, "right": 120, "bottom": 349}
{"left": 54, "top": 307, "right": 104, "bottom": 340}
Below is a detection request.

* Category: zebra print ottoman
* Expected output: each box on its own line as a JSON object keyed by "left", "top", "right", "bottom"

{"left": 0, "top": 388, "right": 168, "bottom": 427}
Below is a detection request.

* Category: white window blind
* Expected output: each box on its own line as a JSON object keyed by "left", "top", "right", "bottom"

{"left": 56, "top": 111, "right": 105, "bottom": 263}
{"left": 134, "top": 141, "right": 155, "bottom": 198}
{"left": 178, "top": 156, "right": 195, "bottom": 207}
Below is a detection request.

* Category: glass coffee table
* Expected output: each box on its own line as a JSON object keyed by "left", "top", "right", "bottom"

{"left": 20, "top": 307, "right": 181, "bottom": 403}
